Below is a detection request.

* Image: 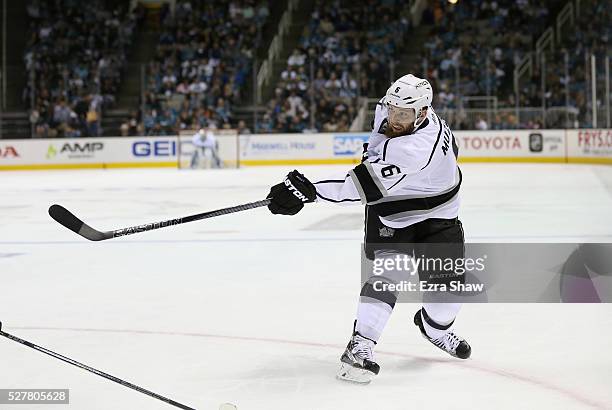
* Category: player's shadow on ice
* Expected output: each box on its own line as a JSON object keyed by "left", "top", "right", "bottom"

{"left": 387, "top": 355, "right": 451, "bottom": 373}
{"left": 239, "top": 355, "right": 337, "bottom": 383}
{"left": 237, "top": 352, "right": 451, "bottom": 385}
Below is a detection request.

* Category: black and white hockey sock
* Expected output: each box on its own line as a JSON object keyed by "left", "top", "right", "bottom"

{"left": 420, "top": 302, "right": 461, "bottom": 340}
{"left": 355, "top": 280, "right": 397, "bottom": 342}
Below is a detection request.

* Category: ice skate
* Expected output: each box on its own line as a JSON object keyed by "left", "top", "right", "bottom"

{"left": 414, "top": 310, "right": 471, "bottom": 359}
{"left": 337, "top": 326, "right": 380, "bottom": 384}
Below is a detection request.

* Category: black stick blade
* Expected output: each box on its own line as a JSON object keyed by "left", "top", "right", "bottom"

{"left": 49, "top": 204, "right": 83, "bottom": 232}
{"left": 48, "top": 205, "right": 109, "bottom": 241}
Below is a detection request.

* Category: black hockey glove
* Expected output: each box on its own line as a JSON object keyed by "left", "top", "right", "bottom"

{"left": 267, "top": 170, "right": 316, "bottom": 215}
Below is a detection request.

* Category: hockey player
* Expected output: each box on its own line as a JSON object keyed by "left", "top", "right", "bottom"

{"left": 266, "top": 74, "right": 471, "bottom": 383}
{"left": 190, "top": 128, "right": 222, "bottom": 169}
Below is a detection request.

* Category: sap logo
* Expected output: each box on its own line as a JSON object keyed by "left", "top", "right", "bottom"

{"left": 0, "top": 146, "right": 19, "bottom": 158}
{"left": 334, "top": 135, "right": 369, "bottom": 156}
{"left": 132, "top": 141, "right": 177, "bottom": 157}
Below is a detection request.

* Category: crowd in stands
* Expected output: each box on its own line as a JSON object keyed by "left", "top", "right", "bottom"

{"left": 20, "top": 0, "right": 609, "bottom": 137}
{"left": 417, "top": 0, "right": 563, "bottom": 112}
{"left": 24, "top": 0, "right": 143, "bottom": 138}
{"left": 528, "top": 0, "right": 610, "bottom": 128}
{"left": 263, "top": 0, "right": 411, "bottom": 133}
{"left": 138, "top": 0, "right": 270, "bottom": 136}
{"left": 415, "top": 0, "right": 610, "bottom": 130}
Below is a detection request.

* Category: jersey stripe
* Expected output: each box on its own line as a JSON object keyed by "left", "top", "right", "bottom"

{"left": 414, "top": 118, "right": 430, "bottom": 133}
{"left": 386, "top": 174, "right": 406, "bottom": 190}
{"left": 382, "top": 139, "right": 391, "bottom": 161}
{"left": 314, "top": 179, "right": 348, "bottom": 184}
{"left": 372, "top": 168, "right": 462, "bottom": 217}
{"left": 377, "top": 118, "right": 388, "bottom": 135}
{"left": 420, "top": 114, "right": 443, "bottom": 170}
{"left": 350, "top": 163, "right": 384, "bottom": 203}
{"left": 316, "top": 193, "right": 361, "bottom": 203}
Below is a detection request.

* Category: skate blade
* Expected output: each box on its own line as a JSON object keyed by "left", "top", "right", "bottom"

{"left": 336, "top": 362, "right": 374, "bottom": 384}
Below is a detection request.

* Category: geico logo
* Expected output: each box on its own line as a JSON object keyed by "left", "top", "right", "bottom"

{"left": 283, "top": 178, "right": 308, "bottom": 202}
{"left": 0, "top": 146, "right": 20, "bottom": 158}
{"left": 60, "top": 142, "right": 103, "bottom": 153}
{"left": 132, "top": 141, "right": 177, "bottom": 157}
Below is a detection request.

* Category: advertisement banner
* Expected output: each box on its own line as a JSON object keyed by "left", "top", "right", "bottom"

{"left": 0, "top": 129, "right": 610, "bottom": 170}
{"left": 238, "top": 132, "right": 369, "bottom": 165}
{"left": 237, "top": 130, "right": 568, "bottom": 165}
{"left": 566, "top": 129, "right": 612, "bottom": 164}
{"left": 0, "top": 142, "right": 25, "bottom": 164}
{"left": 0, "top": 137, "right": 178, "bottom": 170}
{"left": 239, "top": 133, "right": 327, "bottom": 160}
{"left": 455, "top": 130, "right": 566, "bottom": 161}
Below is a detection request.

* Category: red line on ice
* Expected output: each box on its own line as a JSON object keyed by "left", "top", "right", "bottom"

{"left": 11, "top": 326, "right": 609, "bottom": 409}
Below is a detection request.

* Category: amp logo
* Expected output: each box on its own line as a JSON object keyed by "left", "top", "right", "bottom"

{"left": 333, "top": 135, "right": 369, "bottom": 156}
{"left": 47, "top": 142, "right": 103, "bottom": 159}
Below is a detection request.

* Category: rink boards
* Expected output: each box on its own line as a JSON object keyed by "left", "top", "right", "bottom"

{"left": 0, "top": 129, "right": 611, "bottom": 170}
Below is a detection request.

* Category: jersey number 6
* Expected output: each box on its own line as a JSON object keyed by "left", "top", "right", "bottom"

{"left": 381, "top": 165, "right": 401, "bottom": 178}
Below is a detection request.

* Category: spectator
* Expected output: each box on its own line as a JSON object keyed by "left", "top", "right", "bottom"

{"left": 267, "top": 0, "right": 411, "bottom": 132}
{"left": 237, "top": 120, "right": 252, "bottom": 135}
{"left": 475, "top": 117, "right": 488, "bottom": 130}
{"left": 287, "top": 49, "right": 307, "bottom": 67}
{"left": 52, "top": 98, "right": 72, "bottom": 128}
{"left": 24, "top": 0, "right": 144, "bottom": 137}
{"left": 139, "top": 0, "right": 271, "bottom": 135}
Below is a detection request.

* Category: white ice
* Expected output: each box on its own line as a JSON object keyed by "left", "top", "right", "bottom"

{"left": 1, "top": 164, "right": 612, "bottom": 410}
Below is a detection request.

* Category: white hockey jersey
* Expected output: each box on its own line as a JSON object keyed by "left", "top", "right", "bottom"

{"left": 314, "top": 101, "right": 461, "bottom": 228}
{"left": 192, "top": 130, "right": 217, "bottom": 149}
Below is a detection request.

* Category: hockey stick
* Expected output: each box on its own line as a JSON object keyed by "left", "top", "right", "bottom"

{"left": 48, "top": 199, "right": 272, "bottom": 241}
{"left": 0, "top": 322, "right": 197, "bottom": 410}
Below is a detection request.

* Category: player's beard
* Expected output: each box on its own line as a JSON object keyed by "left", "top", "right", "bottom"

{"left": 385, "top": 120, "right": 414, "bottom": 138}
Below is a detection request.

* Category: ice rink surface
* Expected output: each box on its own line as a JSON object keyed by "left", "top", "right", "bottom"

{"left": 1, "top": 163, "right": 612, "bottom": 410}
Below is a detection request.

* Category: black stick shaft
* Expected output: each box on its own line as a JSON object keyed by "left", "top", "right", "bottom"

{"left": 49, "top": 199, "right": 273, "bottom": 241}
{"left": 111, "top": 199, "right": 272, "bottom": 238}
{"left": 0, "top": 327, "right": 196, "bottom": 410}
